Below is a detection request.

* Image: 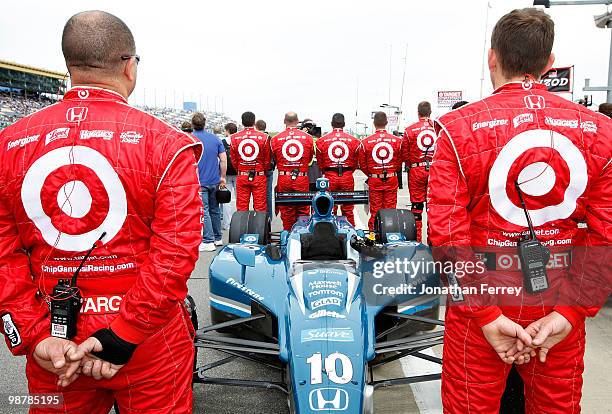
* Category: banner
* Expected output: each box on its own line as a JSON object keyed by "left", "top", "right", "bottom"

{"left": 541, "top": 67, "right": 573, "bottom": 93}
{"left": 437, "top": 91, "right": 462, "bottom": 108}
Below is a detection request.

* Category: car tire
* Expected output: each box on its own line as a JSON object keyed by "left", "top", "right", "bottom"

{"left": 229, "top": 211, "right": 270, "bottom": 244}
{"left": 375, "top": 208, "right": 417, "bottom": 243}
{"left": 185, "top": 295, "right": 199, "bottom": 385}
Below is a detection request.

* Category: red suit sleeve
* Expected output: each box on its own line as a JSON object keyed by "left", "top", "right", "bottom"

{"left": 315, "top": 140, "right": 325, "bottom": 170}
{"left": 554, "top": 121, "right": 612, "bottom": 327}
{"left": 357, "top": 142, "right": 368, "bottom": 176}
{"left": 263, "top": 135, "right": 272, "bottom": 171}
{"left": 427, "top": 130, "right": 502, "bottom": 327}
{"left": 230, "top": 135, "right": 239, "bottom": 170}
{"left": 402, "top": 132, "right": 410, "bottom": 164}
{"left": 0, "top": 185, "right": 50, "bottom": 355}
{"left": 110, "top": 145, "right": 203, "bottom": 343}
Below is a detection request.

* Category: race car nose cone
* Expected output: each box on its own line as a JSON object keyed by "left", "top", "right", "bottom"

{"left": 316, "top": 177, "right": 330, "bottom": 191}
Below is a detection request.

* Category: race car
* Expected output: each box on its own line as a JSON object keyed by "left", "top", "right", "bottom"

{"left": 194, "top": 178, "right": 443, "bottom": 413}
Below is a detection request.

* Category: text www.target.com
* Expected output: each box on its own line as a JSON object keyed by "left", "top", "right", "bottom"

{"left": 42, "top": 262, "right": 135, "bottom": 274}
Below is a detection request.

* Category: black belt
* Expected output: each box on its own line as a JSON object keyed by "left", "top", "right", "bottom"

{"left": 324, "top": 167, "right": 354, "bottom": 175}
{"left": 368, "top": 172, "right": 396, "bottom": 179}
{"left": 239, "top": 171, "right": 265, "bottom": 176}
{"left": 474, "top": 251, "right": 571, "bottom": 271}
{"left": 410, "top": 162, "right": 428, "bottom": 168}
{"left": 279, "top": 171, "right": 307, "bottom": 176}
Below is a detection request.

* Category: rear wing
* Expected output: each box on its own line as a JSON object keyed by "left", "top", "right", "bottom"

{"left": 275, "top": 190, "right": 369, "bottom": 206}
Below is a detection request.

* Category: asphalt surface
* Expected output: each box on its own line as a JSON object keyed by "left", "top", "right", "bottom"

{"left": 1, "top": 171, "right": 611, "bottom": 413}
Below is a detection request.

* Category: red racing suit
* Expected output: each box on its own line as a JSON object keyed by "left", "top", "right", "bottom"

{"left": 230, "top": 127, "right": 271, "bottom": 212}
{"left": 270, "top": 127, "right": 314, "bottom": 230}
{"left": 357, "top": 129, "right": 403, "bottom": 229}
{"left": 428, "top": 82, "right": 612, "bottom": 414}
{"left": 0, "top": 86, "right": 202, "bottom": 414}
{"left": 316, "top": 128, "right": 360, "bottom": 225}
{"left": 403, "top": 117, "right": 437, "bottom": 240}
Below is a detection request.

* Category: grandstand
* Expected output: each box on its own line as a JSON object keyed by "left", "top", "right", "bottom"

{"left": 0, "top": 60, "right": 66, "bottom": 128}
{"left": 138, "top": 105, "right": 235, "bottom": 132}
{"left": 0, "top": 60, "right": 234, "bottom": 131}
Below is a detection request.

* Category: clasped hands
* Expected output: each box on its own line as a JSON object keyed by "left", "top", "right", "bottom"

{"left": 33, "top": 336, "right": 123, "bottom": 388}
{"left": 482, "top": 311, "right": 573, "bottom": 365}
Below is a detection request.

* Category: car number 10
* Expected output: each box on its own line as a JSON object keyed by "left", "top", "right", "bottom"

{"left": 306, "top": 352, "right": 353, "bottom": 385}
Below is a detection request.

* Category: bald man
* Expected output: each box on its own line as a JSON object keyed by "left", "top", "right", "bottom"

{"left": 270, "top": 112, "right": 315, "bottom": 229}
{"left": 0, "top": 11, "right": 201, "bottom": 414}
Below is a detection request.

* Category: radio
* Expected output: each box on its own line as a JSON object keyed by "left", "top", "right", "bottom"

{"left": 518, "top": 238, "right": 550, "bottom": 294}
{"left": 49, "top": 232, "right": 106, "bottom": 339}
{"left": 50, "top": 280, "right": 81, "bottom": 339}
{"left": 514, "top": 182, "right": 549, "bottom": 294}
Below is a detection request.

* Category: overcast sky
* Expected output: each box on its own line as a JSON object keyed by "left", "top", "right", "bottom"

{"left": 1, "top": 0, "right": 610, "bottom": 131}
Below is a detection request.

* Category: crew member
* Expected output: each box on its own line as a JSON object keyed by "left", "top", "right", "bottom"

{"left": 357, "top": 112, "right": 403, "bottom": 229}
{"left": 230, "top": 111, "right": 271, "bottom": 212}
{"left": 316, "top": 113, "right": 360, "bottom": 225}
{"left": 0, "top": 11, "right": 202, "bottom": 413}
{"left": 428, "top": 8, "right": 612, "bottom": 413}
{"left": 270, "top": 112, "right": 315, "bottom": 230}
{"left": 403, "top": 101, "right": 436, "bottom": 241}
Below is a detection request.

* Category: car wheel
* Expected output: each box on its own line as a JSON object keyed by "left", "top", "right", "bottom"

{"left": 375, "top": 209, "right": 417, "bottom": 243}
{"left": 229, "top": 211, "right": 270, "bottom": 244}
{"left": 185, "top": 295, "right": 199, "bottom": 384}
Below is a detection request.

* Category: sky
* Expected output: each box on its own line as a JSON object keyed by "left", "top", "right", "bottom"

{"left": 1, "top": 0, "right": 610, "bottom": 131}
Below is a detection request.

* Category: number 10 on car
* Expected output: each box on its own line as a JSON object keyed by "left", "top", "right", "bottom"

{"left": 306, "top": 352, "right": 353, "bottom": 385}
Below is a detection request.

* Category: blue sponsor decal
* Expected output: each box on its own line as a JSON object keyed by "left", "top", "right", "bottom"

{"left": 301, "top": 327, "right": 354, "bottom": 343}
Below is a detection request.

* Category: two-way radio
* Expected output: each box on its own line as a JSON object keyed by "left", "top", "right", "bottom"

{"left": 50, "top": 232, "right": 106, "bottom": 339}
{"left": 514, "top": 182, "right": 550, "bottom": 294}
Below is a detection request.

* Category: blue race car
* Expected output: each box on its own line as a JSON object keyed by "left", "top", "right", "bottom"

{"left": 194, "top": 178, "right": 444, "bottom": 413}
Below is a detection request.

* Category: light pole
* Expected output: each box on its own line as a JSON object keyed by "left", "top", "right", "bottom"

{"left": 534, "top": 0, "right": 612, "bottom": 102}
{"left": 480, "top": 2, "right": 492, "bottom": 99}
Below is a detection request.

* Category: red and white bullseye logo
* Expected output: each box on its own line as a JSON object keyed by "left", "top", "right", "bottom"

{"left": 327, "top": 141, "right": 349, "bottom": 163}
{"left": 281, "top": 139, "right": 304, "bottom": 162}
{"left": 488, "top": 130, "right": 587, "bottom": 227}
{"left": 416, "top": 129, "right": 437, "bottom": 152}
{"left": 372, "top": 142, "right": 393, "bottom": 165}
{"left": 21, "top": 146, "right": 127, "bottom": 251}
{"left": 238, "top": 138, "right": 259, "bottom": 162}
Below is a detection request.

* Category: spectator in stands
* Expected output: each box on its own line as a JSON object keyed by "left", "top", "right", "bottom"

{"left": 221, "top": 122, "right": 238, "bottom": 230}
{"left": 192, "top": 112, "right": 226, "bottom": 251}
{"left": 256, "top": 119, "right": 274, "bottom": 218}
{"left": 180, "top": 120, "right": 193, "bottom": 133}
{"left": 599, "top": 102, "right": 612, "bottom": 118}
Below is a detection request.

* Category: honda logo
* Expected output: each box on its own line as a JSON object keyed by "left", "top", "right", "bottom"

{"left": 309, "top": 388, "right": 349, "bottom": 411}
{"left": 66, "top": 107, "right": 88, "bottom": 123}
{"left": 523, "top": 95, "right": 545, "bottom": 110}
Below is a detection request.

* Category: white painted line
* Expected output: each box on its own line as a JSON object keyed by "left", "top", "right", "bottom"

{"left": 400, "top": 348, "right": 443, "bottom": 414}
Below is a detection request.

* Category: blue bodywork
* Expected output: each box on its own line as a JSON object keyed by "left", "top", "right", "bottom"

{"left": 208, "top": 179, "right": 440, "bottom": 413}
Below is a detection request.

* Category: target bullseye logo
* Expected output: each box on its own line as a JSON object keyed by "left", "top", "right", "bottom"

{"left": 22, "top": 146, "right": 127, "bottom": 251}
{"left": 57, "top": 180, "right": 92, "bottom": 218}
{"left": 416, "top": 129, "right": 437, "bottom": 152}
{"left": 488, "top": 129, "right": 587, "bottom": 227}
{"left": 238, "top": 138, "right": 259, "bottom": 162}
{"left": 372, "top": 142, "right": 393, "bottom": 165}
{"left": 328, "top": 141, "right": 349, "bottom": 163}
{"left": 498, "top": 254, "right": 513, "bottom": 270}
{"left": 281, "top": 139, "right": 304, "bottom": 162}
